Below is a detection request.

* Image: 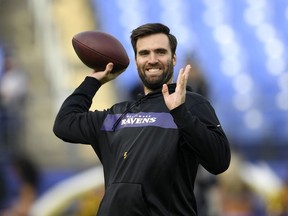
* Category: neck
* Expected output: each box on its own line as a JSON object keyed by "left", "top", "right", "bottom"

{"left": 144, "top": 86, "right": 153, "bottom": 95}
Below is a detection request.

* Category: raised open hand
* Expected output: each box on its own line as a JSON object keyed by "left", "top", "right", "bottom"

{"left": 162, "top": 64, "right": 191, "bottom": 110}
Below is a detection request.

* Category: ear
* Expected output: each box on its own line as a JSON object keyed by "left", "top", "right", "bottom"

{"left": 173, "top": 54, "right": 177, "bottom": 66}
{"left": 134, "top": 57, "right": 138, "bottom": 68}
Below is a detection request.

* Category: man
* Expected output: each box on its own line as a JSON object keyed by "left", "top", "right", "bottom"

{"left": 53, "top": 23, "right": 231, "bottom": 215}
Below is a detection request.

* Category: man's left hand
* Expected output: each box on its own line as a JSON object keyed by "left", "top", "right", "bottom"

{"left": 162, "top": 64, "right": 191, "bottom": 110}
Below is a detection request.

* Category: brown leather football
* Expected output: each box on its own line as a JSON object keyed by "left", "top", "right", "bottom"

{"left": 72, "top": 31, "right": 130, "bottom": 72}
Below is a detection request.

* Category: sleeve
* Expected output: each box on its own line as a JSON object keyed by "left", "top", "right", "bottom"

{"left": 53, "top": 77, "right": 106, "bottom": 145}
{"left": 170, "top": 100, "right": 231, "bottom": 175}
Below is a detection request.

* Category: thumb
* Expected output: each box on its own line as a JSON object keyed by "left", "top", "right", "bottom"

{"left": 105, "top": 62, "right": 114, "bottom": 73}
{"left": 162, "top": 84, "right": 169, "bottom": 98}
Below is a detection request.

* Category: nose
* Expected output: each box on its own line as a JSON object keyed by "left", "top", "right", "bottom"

{"left": 148, "top": 53, "right": 158, "bottom": 64}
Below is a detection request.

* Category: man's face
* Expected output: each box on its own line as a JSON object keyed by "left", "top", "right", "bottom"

{"left": 135, "top": 33, "right": 176, "bottom": 91}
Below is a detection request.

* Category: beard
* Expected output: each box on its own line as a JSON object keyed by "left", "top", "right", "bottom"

{"left": 137, "top": 60, "right": 174, "bottom": 91}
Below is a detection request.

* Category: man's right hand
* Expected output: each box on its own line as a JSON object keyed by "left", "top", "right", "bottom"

{"left": 88, "top": 63, "right": 125, "bottom": 84}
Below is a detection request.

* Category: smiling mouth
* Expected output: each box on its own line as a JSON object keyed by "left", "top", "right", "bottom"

{"left": 146, "top": 68, "right": 162, "bottom": 73}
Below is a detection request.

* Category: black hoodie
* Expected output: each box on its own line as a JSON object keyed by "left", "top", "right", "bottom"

{"left": 53, "top": 77, "right": 231, "bottom": 216}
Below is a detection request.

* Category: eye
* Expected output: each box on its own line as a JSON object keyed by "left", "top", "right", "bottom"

{"left": 156, "top": 49, "right": 167, "bottom": 55}
{"left": 138, "top": 50, "right": 149, "bottom": 56}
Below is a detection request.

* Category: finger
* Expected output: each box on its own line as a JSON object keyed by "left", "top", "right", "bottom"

{"left": 184, "top": 64, "right": 191, "bottom": 76}
{"left": 105, "top": 62, "right": 114, "bottom": 73}
{"left": 162, "top": 83, "right": 169, "bottom": 98}
{"left": 176, "top": 67, "right": 184, "bottom": 87}
{"left": 177, "top": 66, "right": 189, "bottom": 89}
{"left": 182, "top": 64, "right": 191, "bottom": 87}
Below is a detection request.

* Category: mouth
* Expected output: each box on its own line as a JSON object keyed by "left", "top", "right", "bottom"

{"left": 146, "top": 67, "right": 162, "bottom": 74}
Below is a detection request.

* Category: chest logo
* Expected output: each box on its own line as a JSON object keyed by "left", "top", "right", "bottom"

{"left": 101, "top": 112, "right": 177, "bottom": 131}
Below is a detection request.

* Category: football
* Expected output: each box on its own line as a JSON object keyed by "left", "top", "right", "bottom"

{"left": 72, "top": 31, "right": 130, "bottom": 72}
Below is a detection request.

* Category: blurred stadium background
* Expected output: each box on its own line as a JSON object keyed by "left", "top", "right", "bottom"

{"left": 0, "top": 0, "right": 287, "bottom": 215}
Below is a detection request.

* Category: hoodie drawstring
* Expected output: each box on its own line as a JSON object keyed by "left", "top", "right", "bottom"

{"left": 112, "top": 95, "right": 148, "bottom": 131}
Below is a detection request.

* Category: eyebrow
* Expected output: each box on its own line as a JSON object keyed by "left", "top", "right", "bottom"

{"left": 138, "top": 48, "right": 168, "bottom": 55}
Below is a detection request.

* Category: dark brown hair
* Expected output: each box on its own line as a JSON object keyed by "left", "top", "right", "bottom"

{"left": 130, "top": 23, "right": 177, "bottom": 57}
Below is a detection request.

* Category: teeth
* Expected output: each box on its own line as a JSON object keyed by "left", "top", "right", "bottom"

{"left": 148, "top": 68, "right": 160, "bottom": 72}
